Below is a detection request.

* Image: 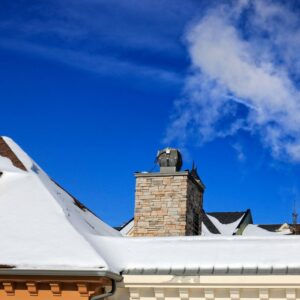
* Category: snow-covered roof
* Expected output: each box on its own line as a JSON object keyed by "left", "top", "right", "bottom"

{"left": 201, "top": 211, "right": 248, "bottom": 235}
{"left": 119, "top": 211, "right": 249, "bottom": 237}
{"left": 99, "top": 235, "right": 300, "bottom": 275}
{"left": 243, "top": 224, "right": 292, "bottom": 236}
{"left": 119, "top": 218, "right": 134, "bottom": 236}
{"left": 0, "top": 136, "right": 121, "bottom": 276}
{"left": 206, "top": 214, "right": 244, "bottom": 235}
{"left": 2, "top": 137, "right": 300, "bottom": 277}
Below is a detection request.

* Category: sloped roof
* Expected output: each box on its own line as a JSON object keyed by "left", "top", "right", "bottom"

{"left": 2, "top": 137, "right": 300, "bottom": 276}
{"left": 201, "top": 213, "right": 220, "bottom": 234}
{"left": 243, "top": 224, "right": 292, "bottom": 236}
{"left": 0, "top": 136, "right": 121, "bottom": 275}
{"left": 258, "top": 224, "right": 285, "bottom": 232}
{"left": 202, "top": 211, "right": 249, "bottom": 235}
{"left": 0, "top": 137, "right": 26, "bottom": 170}
{"left": 96, "top": 235, "right": 300, "bottom": 275}
{"left": 207, "top": 211, "right": 245, "bottom": 224}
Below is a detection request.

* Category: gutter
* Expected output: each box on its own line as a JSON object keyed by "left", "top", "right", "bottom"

{"left": 122, "top": 266, "right": 300, "bottom": 275}
{"left": 0, "top": 269, "right": 122, "bottom": 281}
{"left": 91, "top": 278, "right": 116, "bottom": 300}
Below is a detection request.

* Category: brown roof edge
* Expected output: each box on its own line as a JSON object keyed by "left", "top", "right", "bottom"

{"left": 0, "top": 269, "right": 123, "bottom": 281}
{"left": 0, "top": 264, "right": 15, "bottom": 269}
{"left": 0, "top": 137, "right": 27, "bottom": 171}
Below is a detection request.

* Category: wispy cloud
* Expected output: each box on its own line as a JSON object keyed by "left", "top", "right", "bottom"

{"left": 165, "top": 0, "right": 300, "bottom": 162}
{"left": 0, "top": 38, "right": 180, "bottom": 83}
{"left": 0, "top": 0, "right": 197, "bottom": 83}
{"left": 232, "top": 143, "right": 246, "bottom": 162}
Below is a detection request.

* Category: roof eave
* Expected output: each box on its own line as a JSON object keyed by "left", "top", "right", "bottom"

{"left": 122, "top": 266, "right": 300, "bottom": 276}
{"left": 0, "top": 269, "right": 123, "bottom": 281}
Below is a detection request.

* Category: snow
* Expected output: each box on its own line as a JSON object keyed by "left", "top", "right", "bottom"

{"left": 1, "top": 136, "right": 300, "bottom": 276}
{"left": 120, "top": 219, "right": 134, "bottom": 236}
{"left": 0, "top": 137, "right": 120, "bottom": 271}
{"left": 91, "top": 235, "right": 300, "bottom": 274}
{"left": 243, "top": 224, "right": 291, "bottom": 236}
{"left": 4, "top": 137, "right": 34, "bottom": 170}
{"left": 0, "top": 155, "right": 25, "bottom": 173}
{"left": 201, "top": 222, "right": 217, "bottom": 236}
{"left": 206, "top": 214, "right": 244, "bottom": 235}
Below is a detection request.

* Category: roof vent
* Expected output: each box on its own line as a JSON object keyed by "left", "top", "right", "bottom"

{"left": 156, "top": 147, "right": 182, "bottom": 173}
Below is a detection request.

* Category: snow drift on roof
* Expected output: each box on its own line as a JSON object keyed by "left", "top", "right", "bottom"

{"left": 1, "top": 137, "right": 300, "bottom": 276}
{"left": 0, "top": 136, "right": 120, "bottom": 272}
{"left": 92, "top": 235, "right": 300, "bottom": 274}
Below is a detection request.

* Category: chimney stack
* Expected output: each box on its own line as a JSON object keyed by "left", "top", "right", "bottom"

{"left": 133, "top": 148, "right": 205, "bottom": 236}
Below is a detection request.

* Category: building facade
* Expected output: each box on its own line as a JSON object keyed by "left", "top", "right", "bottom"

{"left": 114, "top": 275, "right": 300, "bottom": 300}
{"left": 1, "top": 138, "right": 300, "bottom": 300}
{"left": 120, "top": 148, "right": 298, "bottom": 237}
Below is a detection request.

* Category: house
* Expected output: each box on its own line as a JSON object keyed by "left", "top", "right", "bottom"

{"left": 1, "top": 137, "right": 300, "bottom": 300}
{"left": 118, "top": 148, "right": 296, "bottom": 236}
{"left": 0, "top": 136, "right": 122, "bottom": 300}
{"left": 117, "top": 210, "right": 251, "bottom": 236}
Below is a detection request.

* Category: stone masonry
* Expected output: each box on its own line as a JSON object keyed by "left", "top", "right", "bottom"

{"left": 133, "top": 171, "right": 204, "bottom": 236}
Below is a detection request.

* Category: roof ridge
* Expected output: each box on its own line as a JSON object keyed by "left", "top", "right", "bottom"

{"left": 207, "top": 211, "right": 246, "bottom": 214}
{"left": 0, "top": 137, "right": 27, "bottom": 171}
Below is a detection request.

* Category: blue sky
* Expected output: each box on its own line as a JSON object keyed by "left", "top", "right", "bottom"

{"left": 1, "top": 0, "right": 300, "bottom": 226}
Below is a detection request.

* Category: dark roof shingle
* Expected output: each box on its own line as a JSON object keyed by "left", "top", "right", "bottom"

{"left": 206, "top": 211, "right": 245, "bottom": 224}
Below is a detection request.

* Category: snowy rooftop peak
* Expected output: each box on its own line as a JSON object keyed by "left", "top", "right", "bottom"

{"left": 0, "top": 136, "right": 121, "bottom": 272}
{"left": 0, "top": 137, "right": 29, "bottom": 172}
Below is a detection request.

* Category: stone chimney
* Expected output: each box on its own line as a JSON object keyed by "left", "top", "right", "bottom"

{"left": 133, "top": 148, "right": 205, "bottom": 236}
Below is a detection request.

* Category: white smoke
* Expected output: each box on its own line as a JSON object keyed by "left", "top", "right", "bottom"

{"left": 165, "top": 0, "right": 300, "bottom": 161}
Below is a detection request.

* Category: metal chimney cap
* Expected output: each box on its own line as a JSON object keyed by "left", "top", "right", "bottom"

{"left": 156, "top": 147, "right": 182, "bottom": 173}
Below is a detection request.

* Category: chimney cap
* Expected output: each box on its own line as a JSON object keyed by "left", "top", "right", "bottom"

{"left": 156, "top": 147, "right": 182, "bottom": 172}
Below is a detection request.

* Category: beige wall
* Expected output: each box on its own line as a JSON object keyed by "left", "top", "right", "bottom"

{"left": 112, "top": 275, "right": 300, "bottom": 300}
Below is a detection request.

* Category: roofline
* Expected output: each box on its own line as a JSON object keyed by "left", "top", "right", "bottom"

{"left": 258, "top": 223, "right": 295, "bottom": 226}
{"left": 205, "top": 209, "right": 251, "bottom": 233}
{"left": 0, "top": 269, "right": 122, "bottom": 281}
{"left": 206, "top": 210, "right": 248, "bottom": 215}
{"left": 122, "top": 266, "right": 300, "bottom": 276}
